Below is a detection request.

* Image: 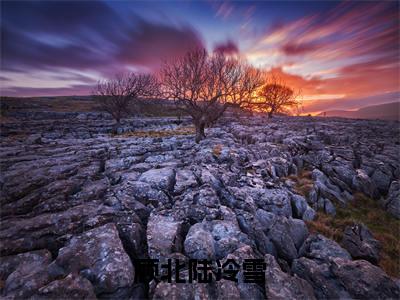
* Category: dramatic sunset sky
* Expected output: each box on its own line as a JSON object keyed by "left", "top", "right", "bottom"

{"left": 1, "top": 0, "right": 399, "bottom": 114}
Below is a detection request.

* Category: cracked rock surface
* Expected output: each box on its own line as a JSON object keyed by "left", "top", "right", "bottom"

{"left": 1, "top": 113, "right": 399, "bottom": 299}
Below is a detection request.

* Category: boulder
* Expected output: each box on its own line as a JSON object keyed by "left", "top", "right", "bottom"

{"left": 138, "top": 167, "right": 176, "bottom": 192}
{"left": 254, "top": 209, "right": 276, "bottom": 231}
{"left": 55, "top": 223, "right": 134, "bottom": 294}
{"left": 331, "top": 258, "right": 400, "bottom": 299}
{"left": 290, "top": 194, "right": 308, "bottom": 219}
{"left": 268, "top": 217, "right": 308, "bottom": 261}
{"left": 36, "top": 273, "right": 96, "bottom": 299}
{"left": 341, "top": 223, "right": 381, "bottom": 264}
{"left": 371, "top": 168, "right": 391, "bottom": 195}
{"left": 299, "top": 234, "right": 351, "bottom": 262}
{"left": 324, "top": 198, "right": 336, "bottom": 216}
{"left": 302, "top": 206, "right": 316, "bottom": 221}
{"left": 0, "top": 249, "right": 52, "bottom": 281}
{"left": 184, "top": 223, "right": 216, "bottom": 260}
{"left": 258, "top": 189, "right": 292, "bottom": 217}
{"left": 210, "top": 219, "right": 250, "bottom": 259}
{"left": 0, "top": 203, "right": 119, "bottom": 256}
{"left": 292, "top": 257, "right": 351, "bottom": 299}
{"left": 174, "top": 169, "right": 198, "bottom": 194}
{"left": 382, "top": 180, "right": 400, "bottom": 219}
{"left": 127, "top": 181, "right": 170, "bottom": 207}
{"left": 352, "top": 169, "right": 378, "bottom": 198}
{"left": 1, "top": 250, "right": 53, "bottom": 298}
{"left": 264, "top": 254, "right": 316, "bottom": 300}
{"left": 147, "top": 214, "right": 183, "bottom": 259}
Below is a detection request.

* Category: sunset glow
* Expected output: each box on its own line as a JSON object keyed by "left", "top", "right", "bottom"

{"left": 1, "top": 0, "right": 399, "bottom": 113}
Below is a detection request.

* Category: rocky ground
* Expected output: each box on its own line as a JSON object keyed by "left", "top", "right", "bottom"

{"left": 0, "top": 110, "right": 399, "bottom": 299}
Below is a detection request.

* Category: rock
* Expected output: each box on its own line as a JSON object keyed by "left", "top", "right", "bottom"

{"left": 299, "top": 234, "right": 351, "bottom": 262}
{"left": 210, "top": 218, "right": 250, "bottom": 259}
{"left": 255, "top": 209, "right": 276, "bottom": 231}
{"left": 36, "top": 273, "right": 96, "bottom": 299}
{"left": 382, "top": 180, "right": 400, "bottom": 219}
{"left": 331, "top": 258, "right": 400, "bottom": 299}
{"left": 184, "top": 223, "right": 216, "bottom": 260}
{"left": 55, "top": 223, "right": 134, "bottom": 295}
{"left": 174, "top": 169, "right": 198, "bottom": 194}
{"left": 1, "top": 113, "right": 399, "bottom": 299}
{"left": 151, "top": 280, "right": 212, "bottom": 299}
{"left": 126, "top": 181, "right": 170, "bottom": 207}
{"left": 341, "top": 223, "right": 381, "bottom": 264}
{"left": 147, "top": 214, "right": 183, "bottom": 259}
{"left": 307, "top": 188, "right": 318, "bottom": 205}
{"left": 26, "top": 134, "right": 42, "bottom": 144}
{"left": 290, "top": 194, "right": 308, "bottom": 219}
{"left": 225, "top": 245, "right": 265, "bottom": 299}
{"left": 264, "top": 254, "right": 316, "bottom": 300}
{"left": 258, "top": 189, "right": 292, "bottom": 217}
{"left": 286, "top": 218, "right": 309, "bottom": 249}
{"left": 352, "top": 169, "right": 378, "bottom": 198}
{"left": 1, "top": 250, "right": 53, "bottom": 298}
{"left": 138, "top": 167, "right": 176, "bottom": 192}
{"left": 302, "top": 206, "right": 316, "bottom": 221}
{"left": 0, "top": 249, "right": 52, "bottom": 281}
{"left": 268, "top": 217, "right": 308, "bottom": 261}
{"left": 324, "top": 198, "right": 336, "bottom": 216}
{"left": 292, "top": 257, "right": 352, "bottom": 299}
{"left": 371, "top": 168, "right": 392, "bottom": 195}
{"left": 216, "top": 279, "right": 241, "bottom": 300}
{"left": 0, "top": 203, "right": 119, "bottom": 256}
{"left": 238, "top": 211, "right": 277, "bottom": 257}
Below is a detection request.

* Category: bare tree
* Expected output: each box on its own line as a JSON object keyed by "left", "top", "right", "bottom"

{"left": 256, "top": 74, "right": 300, "bottom": 118}
{"left": 160, "top": 48, "right": 263, "bottom": 142}
{"left": 94, "top": 73, "right": 158, "bottom": 133}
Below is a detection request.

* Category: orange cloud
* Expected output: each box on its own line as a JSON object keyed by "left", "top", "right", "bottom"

{"left": 244, "top": 1, "right": 399, "bottom": 112}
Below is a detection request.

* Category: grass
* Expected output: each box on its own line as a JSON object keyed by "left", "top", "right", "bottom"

{"left": 113, "top": 126, "right": 195, "bottom": 138}
{"left": 287, "top": 169, "right": 314, "bottom": 197}
{"left": 287, "top": 170, "right": 400, "bottom": 277}
{"left": 306, "top": 193, "right": 400, "bottom": 277}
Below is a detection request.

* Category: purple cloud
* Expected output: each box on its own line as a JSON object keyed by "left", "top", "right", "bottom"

{"left": 213, "top": 40, "right": 239, "bottom": 55}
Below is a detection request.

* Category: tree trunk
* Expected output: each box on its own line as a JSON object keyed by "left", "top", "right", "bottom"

{"left": 195, "top": 121, "right": 206, "bottom": 143}
{"left": 268, "top": 111, "right": 273, "bottom": 118}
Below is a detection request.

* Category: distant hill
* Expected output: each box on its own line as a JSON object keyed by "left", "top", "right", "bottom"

{"left": 318, "top": 102, "right": 400, "bottom": 121}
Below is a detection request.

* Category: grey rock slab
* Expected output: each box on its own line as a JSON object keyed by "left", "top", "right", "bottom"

{"left": 55, "top": 223, "right": 134, "bottom": 294}
{"left": 341, "top": 223, "right": 381, "bottom": 264}
{"left": 147, "top": 214, "right": 183, "bottom": 259}
{"left": 138, "top": 167, "right": 176, "bottom": 192}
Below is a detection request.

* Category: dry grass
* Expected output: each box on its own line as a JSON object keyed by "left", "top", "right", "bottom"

{"left": 114, "top": 126, "right": 195, "bottom": 138}
{"left": 287, "top": 170, "right": 314, "bottom": 197}
{"left": 306, "top": 193, "right": 400, "bottom": 277}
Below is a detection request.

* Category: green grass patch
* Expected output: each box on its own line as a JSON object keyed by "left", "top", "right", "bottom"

{"left": 306, "top": 193, "right": 400, "bottom": 278}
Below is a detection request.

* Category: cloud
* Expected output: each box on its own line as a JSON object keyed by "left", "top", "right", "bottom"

{"left": 117, "top": 18, "right": 203, "bottom": 70}
{"left": 1, "top": 84, "right": 94, "bottom": 98}
{"left": 213, "top": 40, "right": 239, "bottom": 55}
{"left": 214, "top": 2, "right": 235, "bottom": 20}
{"left": 281, "top": 42, "right": 318, "bottom": 56}
{"left": 245, "top": 1, "right": 399, "bottom": 110}
{"left": 1, "top": 0, "right": 204, "bottom": 89}
{"left": 302, "top": 92, "right": 400, "bottom": 114}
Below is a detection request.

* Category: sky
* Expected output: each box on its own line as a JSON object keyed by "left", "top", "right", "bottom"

{"left": 1, "top": 0, "right": 399, "bottom": 114}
